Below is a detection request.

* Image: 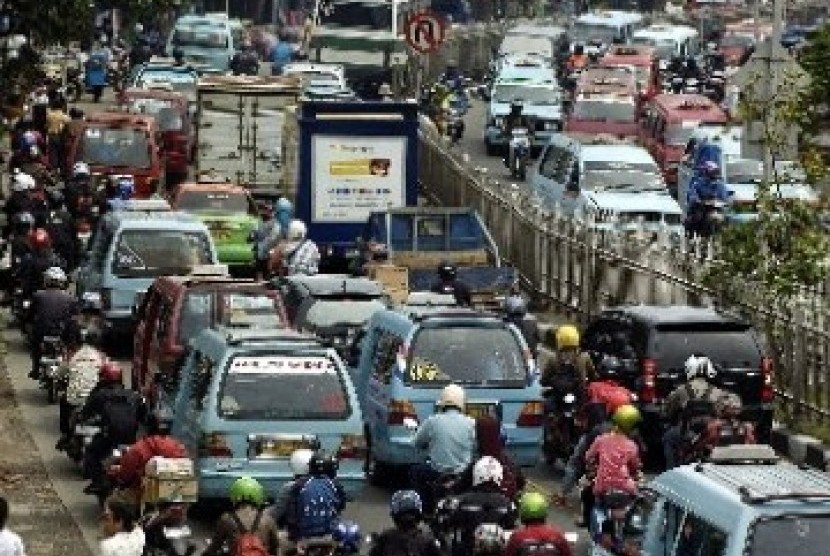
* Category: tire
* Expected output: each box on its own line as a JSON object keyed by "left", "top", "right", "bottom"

{"left": 365, "top": 433, "right": 391, "bottom": 487}
{"left": 47, "top": 381, "right": 57, "bottom": 404}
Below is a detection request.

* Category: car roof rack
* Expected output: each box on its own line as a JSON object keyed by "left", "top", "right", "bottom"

{"left": 188, "top": 264, "right": 229, "bottom": 277}
{"left": 708, "top": 445, "right": 780, "bottom": 465}
{"left": 214, "top": 326, "right": 313, "bottom": 345}
{"left": 404, "top": 292, "right": 457, "bottom": 307}
{"left": 109, "top": 199, "right": 172, "bottom": 212}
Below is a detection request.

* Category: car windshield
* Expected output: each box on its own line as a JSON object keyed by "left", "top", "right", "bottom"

{"left": 218, "top": 354, "right": 351, "bottom": 420}
{"left": 572, "top": 22, "right": 620, "bottom": 42}
{"left": 178, "top": 190, "right": 252, "bottom": 213}
{"left": 750, "top": 515, "right": 830, "bottom": 556}
{"left": 76, "top": 127, "right": 151, "bottom": 168}
{"left": 129, "top": 99, "right": 183, "bottom": 132}
{"left": 665, "top": 123, "right": 700, "bottom": 146}
{"left": 407, "top": 326, "right": 528, "bottom": 385}
{"left": 299, "top": 299, "right": 386, "bottom": 328}
{"left": 573, "top": 99, "right": 637, "bottom": 122}
{"left": 112, "top": 230, "right": 213, "bottom": 277}
{"left": 582, "top": 161, "right": 665, "bottom": 191}
{"left": 493, "top": 84, "right": 559, "bottom": 105}
{"left": 178, "top": 292, "right": 281, "bottom": 343}
{"left": 138, "top": 70, "right": 198, "bottom": 93}
{"left": 318, "top": 2, "right": 392, "bottom": 31}
{"left": 652, "top": 324, "right": 759, "bottom": 371}
{"left": 172, "top": 29, "right": 228, "bottom": 49}
{"left": 726, "top": 159, "right": 764, "bottom": 183}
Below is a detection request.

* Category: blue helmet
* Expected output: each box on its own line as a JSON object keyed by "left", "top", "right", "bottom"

{"left": 117, "top": 177, "right": 135, "bottom": 200}
{"left": 274, "top": 197, "right": 294, "bottom": 229}
{"left": 390, "top": 490, "right": 422, "bottom": 517}
{"left": 332, "top": 520, "right": 361, "bottom": 552}
{"left": 275, "top": 197, "right": 293, "bottom": 214}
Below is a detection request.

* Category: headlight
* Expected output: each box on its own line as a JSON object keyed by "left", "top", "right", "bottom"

{"left": 493, "top": 117, "right": 504, "bottom": 127}
{"left": 543, "top": 121, "right": 560, "bottom": 131}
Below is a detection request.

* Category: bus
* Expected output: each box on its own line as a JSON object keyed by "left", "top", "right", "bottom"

{"left": 306, "top": 0, "right": 427, "bottom": 98}
{"left": 571, "top": 11, "right": 645, "bottom": 49}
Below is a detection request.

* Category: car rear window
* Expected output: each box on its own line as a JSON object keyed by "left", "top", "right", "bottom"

{"left": 406, "top": 325, "right": 528, "bottom": 386}
{"left": 178, "top": 292, "right": 213, "bottom": 343}
{"left": 112, "top": 230, "right": 213, "bottom": 277}
{"left": 750, "top": 515, "right": 830, "bottom": 556}
{"left": 178, "top": 191, "right": 253, "bottom": 214}
{"left": 218, "top": 354, "right": 351, "bottom": 420}
{"left": 652, "top": 323, "right": 760, "bottom": 371}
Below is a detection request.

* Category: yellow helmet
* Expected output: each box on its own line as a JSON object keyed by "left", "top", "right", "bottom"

{"left": 555, "top": 325, "right": 580, "bottom": 350}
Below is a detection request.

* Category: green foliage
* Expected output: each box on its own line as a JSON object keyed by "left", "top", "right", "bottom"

{"left": 796, "top": 23, "right": 830, "bottom": 138}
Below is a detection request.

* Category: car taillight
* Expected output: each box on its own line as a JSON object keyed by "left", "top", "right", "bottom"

{"left": 199, "top": 432, "right": 232, "bottom": 457}
{"left": 337, "top": 434, "right": 367, "bottom": 459}
{"left": 640, "top": 358, "right": 657, "bottom": 403}
{"left": 517, "top": 401, "right": 544, "bottom": 427}
{"left": 761, "top": 357, "right": 775, "bottom": 402}
{"left": 387, "top": 399, "right": 418, "bottom": 426}
{"left": 100, "top": 288, "right": 112, "bottom": 311}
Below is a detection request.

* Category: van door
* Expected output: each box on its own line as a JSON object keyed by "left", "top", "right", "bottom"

{"left": 148, "top": 293, "right": 175, "bottom": 405}
{"left": 532, "top": 142, "right": 573, "bottom": 207}
{"left": 365, "top": 330, "right": 403, "bottom": 456}
{"left": 132, "top": 286, "right": 162, "bottom": 394}
{"left": 174, "top": 350, "right": 217, "bottom": 457}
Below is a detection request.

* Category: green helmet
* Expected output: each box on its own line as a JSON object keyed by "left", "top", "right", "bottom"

{"left": 229, "top": 476, "right": 265, "bottom": 506}
{"left": 612, "top": 404, "right": 641, "bottom": 433}
{"left": 518, "top": 492, "right": 548, "bottom": 522}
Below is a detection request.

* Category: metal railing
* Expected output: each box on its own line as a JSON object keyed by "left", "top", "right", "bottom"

{"left": 418, "top": 125, "right": 830, "bottom": 418}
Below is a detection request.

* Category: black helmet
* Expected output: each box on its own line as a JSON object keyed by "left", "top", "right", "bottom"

{"left": 438, "top": 260, "right": 457, "bottom": 281}
{"left": 49, "top": 189, "right": 64, "bottom": 208}
{"left": 510, "top": 99, "right": 523, "bottom": 113}
{"left": 69, "top": 107, "right": 84, "bottom": 119}
{"left": 597, "top": 355, "right": 624, "bottom": 380}
{"left": 309, "top": 450, "right": 339, "bottom": 478}
{"left": 148, "top": 407, "right": 174, "bottom": 435}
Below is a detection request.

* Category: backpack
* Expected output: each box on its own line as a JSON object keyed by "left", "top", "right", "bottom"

{"left": 516, "top": 539, "right": 563, "bottom": 556}
{"left": 230, "top": 510, "right": 269, "bottom": 556}
{"left": 682, "top": 384, "right": 715, "bottom": 434}
{"left": 293, "top": 475, "right": 340, "bottom": 538}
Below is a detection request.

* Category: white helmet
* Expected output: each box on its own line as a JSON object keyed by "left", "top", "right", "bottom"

{"left": 685, "top": 355, "right": 716, "bottom": 381}
{"left": 43, "top": 266, "right": 67, "bottom": 288}
{"left": 72, "top": 161, "right": 91, "bottom": 178}
{"left": 472, "top": 456, "right": 504, "bottom": 487}
{"left": 135, "top": 23, "right": 144, "bottom": 34}
{"left": 289, "top": 448, "right": 314, "bottom": 476}
{"left": 437, "top": 383, "right": 465, "bottom": 411}
{"left": 286, "top": 219, "right": 307, "bottom": 241}
{"left": 12, "top": 172, "right": 35, "bottom": 192}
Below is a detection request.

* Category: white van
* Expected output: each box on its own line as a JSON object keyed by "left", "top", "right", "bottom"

{"left": 631, "top": 24, "right": 701, "bottom": 59}
{"left": 571, "top": 11, "right": 644, "bottom": 48}
{"left": 165, "top": 14, "right": 245, "bottom": 72}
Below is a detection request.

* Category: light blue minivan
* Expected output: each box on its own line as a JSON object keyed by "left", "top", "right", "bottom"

{"left": 76, "top": 200, "right": 218, "bottom": 342}
{"left": 171, "top": 327, "right": 366, "bottom": 501}
{"left": 352, "top": 306, "right": 542, "bottom": 484}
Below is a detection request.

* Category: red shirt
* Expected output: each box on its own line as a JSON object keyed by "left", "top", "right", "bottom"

{"left": 113, "top": 435, "right": 188, "bottom": 488}
{"left": 585, "top": 432, "right": 641, "bottom": 496}
{"left": 505, "top": 524, "right": 573, "bottom": 556}
{"left": 586, "top": 381, "right": 633, "bottom": 415}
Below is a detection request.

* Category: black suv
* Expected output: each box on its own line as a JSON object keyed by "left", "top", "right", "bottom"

{"left": 582, "top": 305, "right": 774, "bottom": 454}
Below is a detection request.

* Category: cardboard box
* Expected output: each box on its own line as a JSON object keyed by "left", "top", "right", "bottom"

{"left": 392, "top": 250, "right": 489, "bottom": 269}
{"left": 366, "top": 264, "right": 409, "bottom": 291}
{"left": 385, "top": 288, "right": 409, "bottom": 305}
{"left": 143, "top": 475, "right": 199, "bottom": 504}
{"left": 145, "top": 457, "right": 194, "bottom": 478}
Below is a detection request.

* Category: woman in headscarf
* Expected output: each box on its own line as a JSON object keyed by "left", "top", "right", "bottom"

{"left": 476, "top": 415, "right": 525, "bottom": 500}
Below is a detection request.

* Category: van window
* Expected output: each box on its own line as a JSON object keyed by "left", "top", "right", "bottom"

{"left": 156, "top": 297, "right": 174, "bottom": 345}
{"left": 371, "top": 332, "right": 401, "bottom": 384}
{"left": 673, "top": 512, "right": 728, "bottom": 556}
{"left": 218, "top": 354, "right": 351, "bottom": 420}
{"left": 652, "top": 323, "right": 759, "bottom": 371}
{"left": 112, "top": 230, "right": 213, "bottom": 277}
{"left": 190, "top": 352, "right": 215, "bottom": 410}
{"left": 179, "top": 292, "right": 213, "bottom": 344}
{"left": 750, "top": 515, "right": 830, "bottom": 556}
{"left": 407, "top": 325, "right": 527, "bottom": 385}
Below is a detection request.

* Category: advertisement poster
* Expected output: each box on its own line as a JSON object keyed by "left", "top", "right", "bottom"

{"left": 312, "top": 135, "right": 407, "bottom": 223}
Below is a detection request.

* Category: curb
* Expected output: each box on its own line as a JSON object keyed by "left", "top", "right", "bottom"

{"left": 769, "top": 424, "right": 830, "bottom": 470}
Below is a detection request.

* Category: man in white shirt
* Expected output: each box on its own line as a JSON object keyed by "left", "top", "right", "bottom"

{"left": 99, "top": 496, "right": 144, "bottom": 556}
{"left": 0, "top": 497, "right": 26, "bottom": 556}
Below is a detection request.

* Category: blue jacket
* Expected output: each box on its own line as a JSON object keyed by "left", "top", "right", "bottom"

{"left": 270, "top": 42, "right": 295, "bottom": 74}
{"left": 413, "top": 408, "right": 476, "bottom": 474}
{"left": 687, "top": 176, "right": 730, "bottom": 206}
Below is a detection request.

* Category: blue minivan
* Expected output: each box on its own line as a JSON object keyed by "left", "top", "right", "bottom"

{"left": 171, "top": 327, "right": 366, "bottom": 501}
{"left": 352, "top": 306, "right": 542, "bottom": 484}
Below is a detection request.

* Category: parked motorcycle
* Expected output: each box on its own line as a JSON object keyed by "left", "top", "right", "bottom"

{"left": 504, "top": 128, "right": 531, "bottom": 181}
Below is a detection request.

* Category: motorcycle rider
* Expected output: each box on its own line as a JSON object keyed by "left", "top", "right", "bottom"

{"left": 203, "top": 477, "right": 280, "bottom": 556}
{"left": 585, "top": 356, "right": 635, "bottom": 421}
{"left": 429, "top": 261, "right": 472, "bottom": 307}
{"left": 476, "top": 415, "right": 525, "bottom": 500}
{"left": 230, "top": 41, "right": 259, "bottom": 76}
{"left": 55, "top": 329, "right": 104, "bottom": 451}
{"left": 283, "top": 451, "right": 346, "bottom": 548}
{"left": 567, "top": 44, "right": 588, "bottom": 72}
{"left": 249, "top": 200, "right": 281, "bottom": 280}
{"left": 64, "top": 162, "right": 94, "bottom": 220}
{"left": 79, "top": 361, "right": 145, "bottom": 494}
{"left": 584, "top": 404, "right": 642, "bottom": 539}
{"left": 693, "top": 394, "right": 754, "bottom": 457}
{"left": 269, "top": 449, "right": 314, "bottom": 528}
{"left": 504, "top": 492, "right": 573, "bottom": 556}
{"left": 44, "top": 190, "right": 78, "bottom": 271}
{"left": 3, "top": 173, "right": 36, "bottom": 229}
{"left": 369, "top": 490, "right": 443, "bottom": 556}
{"left": 99, "top": 495, "right": 146, "bottom": 556}
{"left": 502, "top": 100, "right": 532, "bottom": 139}
{"left": 503, "top": 294, "right": 540, "bottom": 358}
{"left": 541, "top": 325, "right": 594, "bottom": 410}
{"left": 109, "top": 408, "right": 187, "bottom": 495}
{"left": 16, "top": 228, "right": 64, "bottom": 299}
{"left": 662, "top": 355, "right": 740, "bottom": 469}
{"left": 28, "top": 266, "right": 78, "bottom": 379}
{"left": 686, "top": 161, "right": 730, "bottom": 236}
{"left": 279, "top": 220, "right": 320, "bottom": 277}
{"left": 445, "top": 456, "right": 517, "bottom": 555}
{"left": 410, "top": 384, "right": 476, "bottom": 513}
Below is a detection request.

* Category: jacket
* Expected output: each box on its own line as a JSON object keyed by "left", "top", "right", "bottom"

{"left": 113, "top": 435, "right": 188, "bottom": 489}
{"left": 29, "top": 288, "right": 78, "bottom": 337}
{"left": 505, "top": 524, "right": 573, "bottom": 556}
{"left": 586, "top": 380, "right": 634, "bottom": 415}
{"left": 100, "top": 527, "right": 145, "bottom": 556}
{"left": 541, "top": 351, "right": 594, "bottom": 394}
{"left": 79, "top": 384, "right": 143, "bottom": 444}
{"left": 368, "top": 527, "right": 444, "bottom": 556}
{"left": 61, "top": 345, "right": 103, "bottom": 406}
{"left": 662, "top": 378, "right": 738, "bottom": 424}
{"left": 585, "top": 431, "right": 641, "bottom": 496}
{"left": 687, "top": 175, "right": 730, "bottom": 206}
{"left": 413, "top": 409, "right": 476, "bottom": 474}
{"left": 507, "top": 315, "right": 540, "bottom": 359}
{"left": 204, "top": 506, "right": 280, "bottom": 556}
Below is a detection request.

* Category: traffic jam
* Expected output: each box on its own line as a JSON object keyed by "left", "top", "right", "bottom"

{"left": 0, "top": 2, "right": 828, "bottom": 556}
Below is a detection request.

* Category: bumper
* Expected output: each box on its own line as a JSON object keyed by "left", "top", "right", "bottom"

{"left": 216, "top": 244, "right": 254, "bottom": 266}
{"left": 197, "top": 466, "right": 366, "bottom": 500}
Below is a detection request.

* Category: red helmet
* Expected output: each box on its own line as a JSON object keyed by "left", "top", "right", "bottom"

{"left": 98, "top": 361, "right": 123, "bottom": 384}
{"left": 27, "top": 228, "right": 51, "bottom": 250}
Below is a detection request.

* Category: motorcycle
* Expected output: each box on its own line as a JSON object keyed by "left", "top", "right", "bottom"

{"left": 543, "top": 390, "right": 580, "bottom": 465}
{"left": 142, "top": 503, "right": 196, "bottom": 556}
{"left": 38, "top": 335, "right": 64, "bottom": 403}
{"left": 687, "top": 198, "right": 727, "bottom": 238}
{"left": 432, "top": 497, "right": 514, "bottom": 556}
{"left": 446, "top": 109, "right": 465, "bottom": 145}
{"left": 65, "top": 417, "right": 101, "bottom": 465}
{"left": 65, "top": 67, "right": 84, "bottom": 103}
{"left": 589, "top": 489, "right": 641, "bottom": 553}
{"left": 504, "top": 128, "right": 531, "bottom": 181}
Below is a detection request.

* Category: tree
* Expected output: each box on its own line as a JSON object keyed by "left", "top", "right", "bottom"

{"left": 702, "top": 31, "right": 830, "bottom": 423}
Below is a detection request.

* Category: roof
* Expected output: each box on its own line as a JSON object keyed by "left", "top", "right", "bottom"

{"left": 507, "top": 24, "right": 567, "bottom": 38}
{"left": 83, "top": 112, "right": 156, "bottom": 128}
{"left": 579, "top": 144, "right": 655, "bottom": 164}
{"left": 279, "top": 274, "right": 384, "bottom": 297}
{"left": 103, "top": 209, "right": 206, "bottom": 228}
{"left": 633, "top": 24, "right": 698, "bottom": 40}
{"left": 586, "top": 191, "right": 681, "bottom": 213}
{"left": 649, "top": 94, "right": 728, "bottom": 120}
{"left": 601, "top": 304, "right": 747, "bottom": 325}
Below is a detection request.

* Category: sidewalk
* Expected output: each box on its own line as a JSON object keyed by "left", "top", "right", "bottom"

{"left": 0, "top": 327, "right": 92, "bottom": 556}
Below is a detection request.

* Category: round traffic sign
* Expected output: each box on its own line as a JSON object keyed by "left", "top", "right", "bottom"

{"left": 405, "top": 11, "right": 446, "bottom": 54}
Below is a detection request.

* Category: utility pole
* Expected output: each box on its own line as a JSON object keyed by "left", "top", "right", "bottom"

{"left": 761, "top": 0, "right": 785, "bottom": 188}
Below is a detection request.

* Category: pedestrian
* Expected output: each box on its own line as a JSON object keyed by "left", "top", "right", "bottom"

{"left": 45, "top": 100, "right": 71, "bottom": 176}
{"left": 99, "top": 495, "right": 145, "bottom": 556}
{"left": 0, "top": 496, "right": 26, "bottom": 556}
{"left": 270, "top": 31, "right": 297, "bottom": 75}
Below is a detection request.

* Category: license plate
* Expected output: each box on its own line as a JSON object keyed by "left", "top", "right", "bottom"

{"left": 251, "top": 437, "right": 315, "bottom": 459}
{"left": 466, "top": 403, "right": 499, "bottom": 420}
{"left": 163, "top": 525, "right": 192, "bottom": 540}
{"left": 75, "top": 425, "right": 101, "bottom": 435}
